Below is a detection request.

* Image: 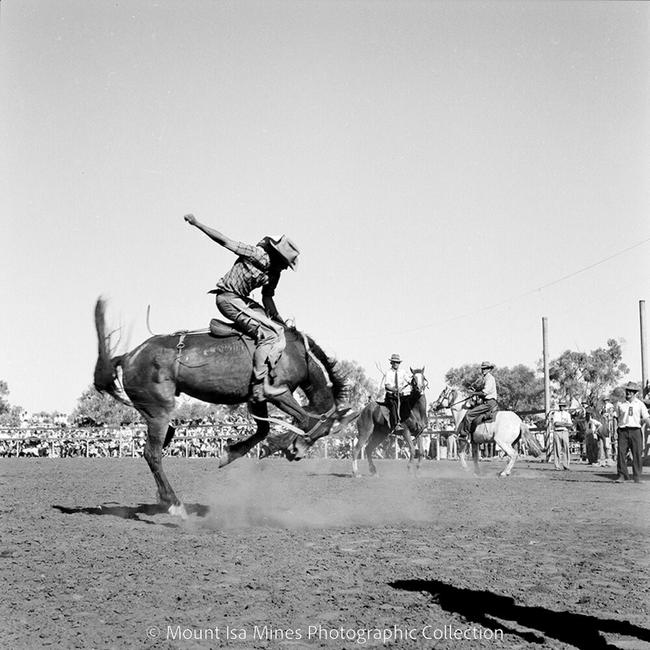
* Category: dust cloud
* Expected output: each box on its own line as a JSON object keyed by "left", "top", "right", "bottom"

{"left": 198, "top": 458, "right": 469, "bottom": 530}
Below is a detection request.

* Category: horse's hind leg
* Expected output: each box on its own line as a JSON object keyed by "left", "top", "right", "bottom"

{"left": 365, "top": 433, "right": 383, "bottom": 476}
{"left": 143, "top": 416, "right": 186, "bottom": 517}
{"left": 496, "top": 439, "right": 517, "bottom": 477}
{"left": 351, "top": 437, "right": 364, "bottom": 478}
{"left": 352, "top": 411, "right": 372, "bottom": 477}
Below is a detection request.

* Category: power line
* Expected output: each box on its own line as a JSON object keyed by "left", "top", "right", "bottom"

{"left": 345, "top": 235, "right": 650, "bottom": 340}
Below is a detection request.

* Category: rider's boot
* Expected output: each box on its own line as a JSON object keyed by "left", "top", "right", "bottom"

{"left": 251, "top": 381, "right": 266, "bottom": 403}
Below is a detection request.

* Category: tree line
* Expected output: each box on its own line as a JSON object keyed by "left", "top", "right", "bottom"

{"left": 0, "top": 337, "right": 634, "bottom": 429}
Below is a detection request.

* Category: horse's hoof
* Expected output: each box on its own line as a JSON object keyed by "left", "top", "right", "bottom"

{"left": 168, "top": 503, "right": 188, "bottom": 519}
{"left": 287, "top": 435, "right": 309, "bottom": 461}
{"left": 498, "top": 472, "right": 508, "bottom": 478}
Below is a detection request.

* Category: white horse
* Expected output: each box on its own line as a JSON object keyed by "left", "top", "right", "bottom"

{"left": 432, "top": 385, "right": 542, "bottom": 476}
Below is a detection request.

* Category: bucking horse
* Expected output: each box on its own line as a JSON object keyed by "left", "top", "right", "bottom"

{"left": 93, "top": 298, "right": 357, "bottom": 517}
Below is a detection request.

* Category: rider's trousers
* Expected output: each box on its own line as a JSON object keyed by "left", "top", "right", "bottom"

{"left": 460, "top": 399, "right": 497, "bottom": 437}
{"left": 214, "top": 291, "right": 286, "bottom": 383}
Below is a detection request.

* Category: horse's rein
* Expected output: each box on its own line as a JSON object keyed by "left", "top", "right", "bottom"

{"left": 434, "top": 389, "right": 473, "bottom": 410}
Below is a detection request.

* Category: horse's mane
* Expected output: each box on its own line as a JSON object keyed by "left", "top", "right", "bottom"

{"left": 294, "top": 328, "right": 348, "bottom": 403}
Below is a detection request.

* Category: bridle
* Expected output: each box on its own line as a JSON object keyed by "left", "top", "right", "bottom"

{"left": 410, "top": 368, "right": 429, "bottom": 395}
{"left": 433, "top": 385, "right": 474, "bottom": 411}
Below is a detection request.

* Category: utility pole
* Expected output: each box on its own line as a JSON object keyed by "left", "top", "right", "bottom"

{"left": 640, "top": 300, "right": 647, "bottom": 395}
{"left": 542, "top": 317, "right": 550, "bottom": 415}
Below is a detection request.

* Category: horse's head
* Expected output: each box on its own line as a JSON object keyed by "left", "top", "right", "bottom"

{"left": 432, "top": 385, "right": 456, "bottom": 411}
{"left": 409, "top": 367, "right": 428, "bottom": 395}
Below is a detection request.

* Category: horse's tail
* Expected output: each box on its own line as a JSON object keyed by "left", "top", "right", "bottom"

{"left": 519, "top": 421, "right": 542, "bottom": 458}
{"left": 93, "top": 298, "right": 133, "bottom": 407}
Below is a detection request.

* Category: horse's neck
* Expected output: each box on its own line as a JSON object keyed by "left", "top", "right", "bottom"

{"left": 451, "top": 406, "right": 466, "bottom": 427}
{"left": 301, "top": 382, "right": 334, "bottom": 414}
{"left": 450, "top": 391, "right": 469, "bottom": 426}
{"left": 407, "top": 387, "right": 422, "bottom": 406}
{"left": 410, "top": 392, "right": 427, "bottom": 420}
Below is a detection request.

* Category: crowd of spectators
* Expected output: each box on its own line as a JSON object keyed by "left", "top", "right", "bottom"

{"left": 6, "top": 407, "right": 635, "bottom": 464}
{"left": 0, "top": 410, "right": 535, "bottom": 461}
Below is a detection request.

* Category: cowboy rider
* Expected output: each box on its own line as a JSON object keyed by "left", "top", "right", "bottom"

{"left": 459, "top": 361, "right": 498, "bottom": 440}
{"left": 183, "top": 214, "right": 300, "bottom": 403}
{"left": 384, "top": 353, "right": 411, "bottom": 430}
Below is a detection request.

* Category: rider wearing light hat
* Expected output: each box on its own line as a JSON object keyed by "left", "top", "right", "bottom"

{"left": 459, "top": 361, "right": 498, "bottom": 440}
{"left": 183, "top": 213, "right": 300, "bottom": 402}
{"left": 383, "top": 353, "right": 412, "bottom": 430}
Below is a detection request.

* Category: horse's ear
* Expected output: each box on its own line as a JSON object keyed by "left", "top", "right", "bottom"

{"left": 409, "top": 366, "right": 413, "bottom": 373}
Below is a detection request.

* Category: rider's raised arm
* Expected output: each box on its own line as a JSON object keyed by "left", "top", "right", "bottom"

{"left": 183, "top": 214, "right": 240, "bottom": 253}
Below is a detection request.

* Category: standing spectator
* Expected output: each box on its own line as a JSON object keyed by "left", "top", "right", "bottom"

{"left": 614, "top": 382, "right": 650, "bottom": 484}
{"left": 549, "top": 400, "right": 572, "bottom": 471}
{"left": 601, "top": 400, "right": 616, "bottom": 465}
{"left": 447, "top": 430, "right": 458, "bottom": 460}
{"left": 583, "top": 403, "right": 602, "bottom": 465}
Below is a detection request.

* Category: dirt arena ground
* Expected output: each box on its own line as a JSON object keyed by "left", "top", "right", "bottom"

{"left": 1, "top": 455, "right": 648, "bottom": 650}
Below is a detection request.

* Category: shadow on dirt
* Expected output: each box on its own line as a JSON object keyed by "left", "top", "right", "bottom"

{"left": 52, "top": 502, "right": 210, "bottom": 527}
{"left": 390, "top": 579, "right": 650, "bottom": 650}
{"left": 305, "top": 472, "right": 353, "bottom": 479}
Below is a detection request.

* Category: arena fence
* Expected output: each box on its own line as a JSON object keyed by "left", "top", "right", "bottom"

{"left": 0, "top": 424, "right": 547, "bottom": 461}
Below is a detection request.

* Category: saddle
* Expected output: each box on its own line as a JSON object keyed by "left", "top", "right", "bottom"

{"left": 375, "top": 400, "right": 408, "bottom": 432}
{"left": 458, "top": 407, "right": 498, "bottom": 445}
{"left": 209, "top": 318, "right": 251, "bottom": 339}
{"left": 471, "top": 411, "right": 498, "bottom": 444}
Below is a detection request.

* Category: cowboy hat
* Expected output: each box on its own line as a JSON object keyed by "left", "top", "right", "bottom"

{"left": 270, "top": 235, "right": 300, "bottom": 270}
{"left": 389, "top": 354, "right": 402, "bottom": 364}
{"left": 480, "top": 361, "right": 495, "bottom": 370}
{"left": 623, "top": 381, "right": 640, "bottom": 392}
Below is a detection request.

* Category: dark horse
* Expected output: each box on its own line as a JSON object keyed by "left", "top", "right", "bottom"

{"left": 93, "top": 299, "right": 354, "bottom": 517}
{"left": 351, "top": 368, "right": 428, "bottom": 477}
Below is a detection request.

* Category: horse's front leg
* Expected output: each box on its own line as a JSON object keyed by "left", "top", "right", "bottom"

{"left": 402, "top": 429, "right": 417, "bottom": 475}
{"left": 266, "top": 392, "right": 337, "bottom": 461}
{"left": 219, "top": 402, "right": 270, "bottom": 468}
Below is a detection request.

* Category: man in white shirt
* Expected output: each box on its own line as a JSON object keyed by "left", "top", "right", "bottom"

{"left": 459, "top": 361, "right": 498, "bottom": 440}
{"left": 383, "top": 353, "right": 411, "bottom": 430}
{"left": 614, "top": 382, "right": 650, "bottom": 484}
{"left": 549, "top": 400, "right": 573, "bottom": 470}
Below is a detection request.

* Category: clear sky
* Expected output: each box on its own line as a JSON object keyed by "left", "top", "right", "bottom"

{"left": 1, "top": 1, "right": 648, "bottom": 414}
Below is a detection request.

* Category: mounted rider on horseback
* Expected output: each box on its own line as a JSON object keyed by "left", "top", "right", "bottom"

{"left": 458, "top": 361, "right": 498, "bottom": 441}
{"left": 184, "top": 213, "right": 299, "bottom": 403}
{"left": 383, "top": 353, "right": 412, "bottom": 431}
